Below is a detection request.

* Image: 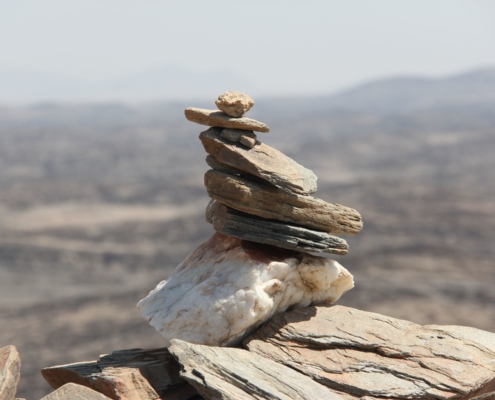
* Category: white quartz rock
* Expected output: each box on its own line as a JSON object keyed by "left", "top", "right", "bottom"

{"left": 137, "top": 233, "right": 354, "bottom": 347}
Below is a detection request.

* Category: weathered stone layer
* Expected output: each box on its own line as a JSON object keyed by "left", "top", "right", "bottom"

{"left": 169, "top": 339, "right": 343, "bottom": 400}
{"left": 245, "top": 305, "right": 495, "bottom": 400}
{"left": 200, "top": 128, "right": 317, "bottom": 195}
{"left": 205, "top": 169, "right": 363, "bottom": 235}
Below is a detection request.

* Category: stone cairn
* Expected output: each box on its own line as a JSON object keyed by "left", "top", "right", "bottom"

{"left": 137, "top": 91, "right": 363, "bottom": 346}
{"left": 35, "top": 92, "right": 495, "bottom": 399}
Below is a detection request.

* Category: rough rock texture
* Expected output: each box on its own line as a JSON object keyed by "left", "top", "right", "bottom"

{"left": 206, "top": 200, "right": 349, "bottom": 255}
{"left": 220, "top": 128, "right": 258, "bottom": 148}
{"left": 201, "top": 127, "right": 317, "bottom": 195}
{"left": 41, "top": 347, "right": 198, "bottom": 400}
{"left": 185, "top": 108, "right": 269, "bottom": 132}
{"left": 40, "top": 383, "right": 112, "bottom": 400}
{"left": 215, "top": 91, "right": 254, "bottom": 117}
{"left": 0, "top": 345, "right": 21, "bottom": 400}
{"left": 205, "top": 169, "right": 363, "bottom": 235}
{"left": 168, "top": 339, "right": 343, "bottom": 400}
{"left": 137, "top": 233, "right": 353, "bottom": 347}
{"left": 245, "top": 305, "right": 495, "bottom": 399}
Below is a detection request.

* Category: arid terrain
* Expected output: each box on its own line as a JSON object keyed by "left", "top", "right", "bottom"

{"left": 1, "top": 69, "right": 495, "bottom": 399}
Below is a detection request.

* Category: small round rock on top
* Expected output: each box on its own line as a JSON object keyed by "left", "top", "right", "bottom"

{"left": 215, "top": 91, "right": 254, "bottom": 118}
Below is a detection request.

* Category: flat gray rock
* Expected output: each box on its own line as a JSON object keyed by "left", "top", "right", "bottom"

{"left": 185, "top": 108, "right": 269, "bottom": 132}
{"left": 41, "top": 383, "right": 112, "bottom": 400}
{"left": 168, "top": 339, "right": 343, "bottom": 400}
{"left": 0, "top": 345, "right": 20, "bottom": 400}
{"left": 200, "top": 127, "right": 317, "bottom": 195}
{"left": 205, "top": 169, "right": 363, "bottom": 235}
{"left": 245, "top": 305, "right": 495, "bottom": 399}
{"left": 206, "top": 200, "right": 349, "bottom": 255}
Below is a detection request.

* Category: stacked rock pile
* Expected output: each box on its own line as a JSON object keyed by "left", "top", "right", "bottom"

{"left": 186, "top": 91, "right": 363, "bottom": 255}
{"left": 136, "top": 91, "right": 363, "bottom": 347}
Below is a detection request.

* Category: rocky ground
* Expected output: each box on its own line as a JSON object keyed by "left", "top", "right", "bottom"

{"left": 0, "top": 86, "right": 494, "bottom": 398}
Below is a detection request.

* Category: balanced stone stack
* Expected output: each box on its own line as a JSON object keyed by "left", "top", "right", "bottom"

{"left": 187, "top": 91, "right": 363, "bottom": 255}
{"left": 137, "top": 91, "right": 363, "bottom": 347}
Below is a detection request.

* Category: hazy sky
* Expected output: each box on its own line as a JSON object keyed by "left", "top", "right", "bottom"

{"left": 1, "top": 0, "right": 495, "bottom": 100}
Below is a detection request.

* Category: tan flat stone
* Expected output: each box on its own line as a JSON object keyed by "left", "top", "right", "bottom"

{"left": 204, "top": 169, "right": 363, "bottom": 235}
{"left": 185, "top": 107, "right": 269, "bottom": 132}
{"left": 201, "top": 128, "right": 317, "bottom": 195}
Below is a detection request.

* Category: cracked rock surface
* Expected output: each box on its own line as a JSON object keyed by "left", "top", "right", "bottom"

{"left": 245, "top": 305, "right": 495, "bottom": 399}
{"left": 169, "top": 339, "right": 343, "bottom": 400}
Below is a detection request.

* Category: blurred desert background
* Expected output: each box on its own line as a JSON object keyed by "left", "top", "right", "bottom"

{"left": 1, "top": 1, "right": 495, "bottom": 398}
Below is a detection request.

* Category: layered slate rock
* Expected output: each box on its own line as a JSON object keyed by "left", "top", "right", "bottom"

{"left": 205, "top": 169, "right": 362, "bottom": 235}
{"left": 206, "top": 200, "right": 349, "bottom": 255}
{"left": 41, "top": 383, "right": 112, "bottom": 400}
{"left": 201, "top": 128, "right": 317, "bottom": 194}
{"left": 168, "top": 339, "right": 343, "bottom": 400}
{"left": 185, "top": 108, "right": 269, "bottom": 132}
{"left": 42, "top": 348, "right": 198, "bottom": 400}
{"left": 245, "top": 305, "right": 495, "bottom": 400}
{"left": 215, "top": 91, "right": 254, "bottom": 117}
{"left": 137, "top": 233, "right": 353, "bottom": 347}
{"left": 0, "top": 345, "right": 21, "bottom": 400}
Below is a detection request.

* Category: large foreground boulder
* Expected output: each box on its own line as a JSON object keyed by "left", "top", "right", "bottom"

{"left": 245, "top": 305, "right": 495, "bottom": 399}
{"left": 137, "top": 232, "right": 353, "bottom": 346}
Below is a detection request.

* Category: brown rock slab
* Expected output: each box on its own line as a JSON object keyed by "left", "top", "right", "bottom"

{"left": 41, "top": 347, "right": 198, "bottom": 400}
{"left": 245, "top": 305, "right": 495, "bottom": 399}
{"left": 185, "top": 108, "right": 269, "bottom": 132}
{"left": 40, "top": 383, "right": 112, "bottom": 400}
{"left": 201, "top": 128, "right": 317, "bottom": 195}
{"left": 0, "top": 345, "right": 21, "bottom": 400}
{"left": 205, "top": 169, "right": 363, "bottom": 235}
{"left": 206, "top": 200, "right": 349, "bottom": 255}
{"left": 215, "top": 91, "right": 254, "bottom": 117}
{"left": 168, "top": 339, "right": 343, "bottom": 400}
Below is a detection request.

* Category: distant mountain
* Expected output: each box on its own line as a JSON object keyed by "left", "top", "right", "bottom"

{"left": 0, "top": 66, "right": 255, "bottom": 103}
{"left": 254, "top": 67, "right": 495, "bottom": 116}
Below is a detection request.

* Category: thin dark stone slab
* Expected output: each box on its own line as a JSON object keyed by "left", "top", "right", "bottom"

{"left": 206, "top": 200, "right": 348, "bottom": 255}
